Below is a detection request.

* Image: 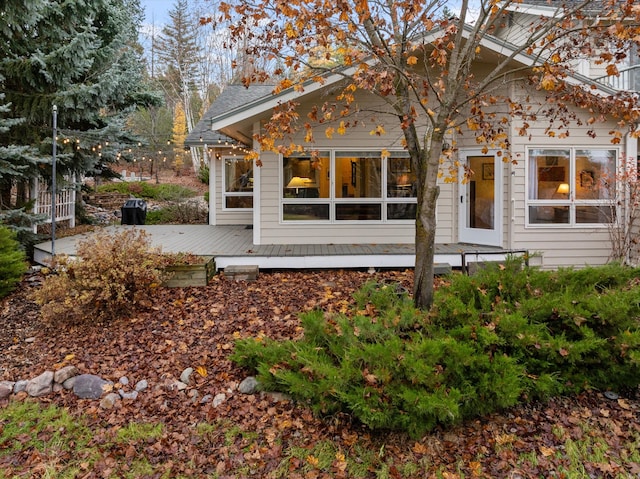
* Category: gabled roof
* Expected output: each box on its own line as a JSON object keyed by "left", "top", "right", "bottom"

{"left": 185, "top": 84, "right": 274, "bottom": 147}
{"left": 204, "top": 22, "right": 617, "bottom": 135}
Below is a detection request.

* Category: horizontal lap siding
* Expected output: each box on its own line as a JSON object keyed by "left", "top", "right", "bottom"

{"left": 508, "top": 94, "right": 621, "bottom": 268}
{"left": 255, "top": 107, "right": 455, "bottom": 244}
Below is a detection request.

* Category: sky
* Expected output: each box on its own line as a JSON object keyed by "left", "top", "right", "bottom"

{"left": 140, "top": 0, "right": 174, "bottom": 26}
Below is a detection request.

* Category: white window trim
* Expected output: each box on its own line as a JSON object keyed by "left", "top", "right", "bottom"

{"left": 525, "top": 147, "right": 619, "bottom": 228}
{"left": 279, "top": 149, "right": 418, "bottom": 224}
{"left": 222, "top": 156, "right": 253, "bottom": 211}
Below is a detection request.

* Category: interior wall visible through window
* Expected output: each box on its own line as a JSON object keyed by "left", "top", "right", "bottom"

{"left": 281, "top": 151, "right": 417, "bottom": 222}
{"left": 527, "top": 148, "right": 616, "bottom": 226}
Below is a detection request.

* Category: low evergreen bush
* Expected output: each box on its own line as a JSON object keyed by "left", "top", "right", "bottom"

{"left": 0, "top": 226, "right": 27, "bottom": 298}
{"left": 231, "top": 259, "right": 640, "bottom": 436}
{"left": 33, "top": 229, "right": 169, "bottom": 322}
{"left": 97, "top": 181, "right": 196, "bottom": 200}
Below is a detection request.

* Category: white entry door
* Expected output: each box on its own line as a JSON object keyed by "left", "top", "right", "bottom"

{"left": 459, "top": 151, "right": 502, "bottom": 246}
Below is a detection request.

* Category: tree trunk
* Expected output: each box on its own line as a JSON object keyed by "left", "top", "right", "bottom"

{"left": 414, "top": 182, "right": 439, "bottom": 309}
{"left": 413, "top": 135, "right": 444, "bottom": 310}
{"left": 16, "top": 180, "right": 28, "bottom": 207}
{"left": 0, "top": 178, "right": 12, "bottom": 209}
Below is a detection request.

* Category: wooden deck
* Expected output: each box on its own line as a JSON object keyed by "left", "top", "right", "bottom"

{"left": 34, "top": 224, "right": 517, "bottom": 271}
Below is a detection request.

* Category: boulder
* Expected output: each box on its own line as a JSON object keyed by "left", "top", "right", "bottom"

{"left": 26, "top": 371, "right": 54, "bottom": 397}
{"left": 0, "top": 381, "right": 14, "bottom": 399}
{"left": 73, "top": 374, "right": 110, "bottom": 399}
{"left": 54, "top": 365, "right": 79, "bottom": 384}
{"left": 238, "top": 376, "right": 260, "bottom": 394}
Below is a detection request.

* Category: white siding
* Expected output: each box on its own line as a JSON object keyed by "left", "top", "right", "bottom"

{"left": 508, "top": 85, "right": 622, "bottom": 269}
{"left": 252, "top": 93, "right": 456, "bottom": 245}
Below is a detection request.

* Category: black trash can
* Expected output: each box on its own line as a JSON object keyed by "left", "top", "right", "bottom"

{"left": 121, "top": 199, "right": 147, "bottom": 225}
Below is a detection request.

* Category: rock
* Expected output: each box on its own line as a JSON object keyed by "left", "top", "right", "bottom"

{"left": 263, "top": 391, "right": 291, "bottom": 402}
{"left": 73, "top": 374, "right": 110, "bottom": 399}
{"left": 238, "top": 376, "right": 260, "bottom": 394}
{"left": 180, "top": 367, "right": 194, "bottom": 385}
{"left": 54, "top": 365, "right": 79, "bottom": 384}
{"left": 100, "top": 392, "right": 120, "bottom": 409}
{"left": 52, "top": 383, "right": 64, "bottom": 393}
{"left": 168, "top": 381, "right": 188, "bottom": 392}
{"left": 213, "top": 393, "right": 226, "bottom": 407}
{"left": 13, "top": 380, "right": 28, "bottom": 393}
{"left": 24, "top": 337, "right": 36, "bottom": 343}
{"left": 0, "top": 381, "right": 14, "bottom": 399}
{"left": 62, "top": 376, "right": 77, "bottom": 390}
{"left": 26, "top": 371, "right": 54, "bottom": 397}
{"left": 119, "top": 376, "right": 129, "bottom": 386}
{"left": 134, "top": 379, "right": 148, "bottom": 392}
{"left": 200, "top": 394, "right": 213, "bottom": 404}
{"left": 118, "top": 390, "right": 138, "bottom": 400}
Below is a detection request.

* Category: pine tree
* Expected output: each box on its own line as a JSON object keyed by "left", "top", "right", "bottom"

{"left": 0, "top": 226, "right": 27, "bottom": 298}
{"left": 0, "top": 0, "right": 159, "bottom": 209}
{"left": 153, "top": 0, "right": 203, "bottom": 171}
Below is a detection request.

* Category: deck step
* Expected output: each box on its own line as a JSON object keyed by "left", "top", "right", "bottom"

{"left": 434, "top": 263, "right": 452, "bottom": 275}
{"left": 224, "top": 265, "right": 259, "bottom": 281}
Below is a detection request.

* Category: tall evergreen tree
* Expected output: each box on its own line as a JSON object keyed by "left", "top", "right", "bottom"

{"left": 0, "top": 0, "right": 160, "bottom": 209}
{"left": 154, "top": 0, "right": 203, "bottom": 171}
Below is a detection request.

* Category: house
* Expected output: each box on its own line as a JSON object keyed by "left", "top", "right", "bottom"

{"left": 186, "top": 3, "right": 639, "bottom": 271}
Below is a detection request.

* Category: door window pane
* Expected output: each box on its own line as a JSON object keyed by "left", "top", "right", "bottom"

{"left": 466, "top": 156, "right": 495, "bottom": 229}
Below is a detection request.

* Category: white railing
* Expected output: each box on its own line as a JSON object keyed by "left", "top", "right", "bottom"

{"left": 594, "top": 65, "right": 640, "bottom": 92}
{"left": 32, "top": 176, "right": 76, "bottom": 228}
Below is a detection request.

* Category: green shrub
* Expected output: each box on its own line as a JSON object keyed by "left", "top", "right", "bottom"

{"left": 145, "top": 201, "right": 207, "bottom": 224}
{"left": 0, "top": 226, "right": 27, "bottom": 298}
{"left": 97, "top": 181, "right": 196, "bottom": 200}
{"left": 231, "top": 259, "right": 640, "bottom": 436}
{"left": 198, "top": 164, "right": 210, "bottom": 184}
{"left": 32, "top": 229, "right": 169, "bottom": 322}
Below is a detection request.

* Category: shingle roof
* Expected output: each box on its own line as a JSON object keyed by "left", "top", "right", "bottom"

{"left": 185, "top": 84, "right": 275, "bottom": 147}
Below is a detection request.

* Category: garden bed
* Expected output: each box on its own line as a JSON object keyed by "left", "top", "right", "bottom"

{"left": 163, "top": 255, "right": 216, "bottom": 287}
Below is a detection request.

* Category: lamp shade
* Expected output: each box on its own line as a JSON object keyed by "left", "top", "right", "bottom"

{"left": 287, "top": 176, "right": 313, "bottom": 188}
{"left": 556, "top": 183, "right": 569, "bottom": 195}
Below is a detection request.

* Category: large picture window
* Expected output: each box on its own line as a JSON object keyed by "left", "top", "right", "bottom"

{"left": 223, "top": 158, "right": 253, "bottom": 209}
{"left": 527, "top": 148, "right": 616, "bottom": 226}
{"left": 281, "top": 151, "right": 416, "bottom": 222}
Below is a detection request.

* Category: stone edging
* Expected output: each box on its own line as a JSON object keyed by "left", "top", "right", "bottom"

{"left": 0, "top": 366, "right": 266, "bottom": 410}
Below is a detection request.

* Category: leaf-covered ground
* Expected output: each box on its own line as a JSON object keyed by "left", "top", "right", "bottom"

{"left": 1, "top": 270, "right": 640, "bottom": 478}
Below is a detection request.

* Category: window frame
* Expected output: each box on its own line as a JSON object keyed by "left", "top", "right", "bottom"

{"left": 222, "top": 157, "right": 254, "bottom": 211}
{"left": 280, "top": 150, "right": 417, "bottom": 223}
{"left": 525, "top": 147, "right": 618, "bottom": 227}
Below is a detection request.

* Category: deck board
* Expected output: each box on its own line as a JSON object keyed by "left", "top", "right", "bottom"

{"left": 34, "top": 224, "right": 515, "bottom": 271}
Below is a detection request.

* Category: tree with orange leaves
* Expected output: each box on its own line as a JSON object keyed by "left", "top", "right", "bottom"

{"left": 204, "top": 0, "right": 640, "bottom": 308}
